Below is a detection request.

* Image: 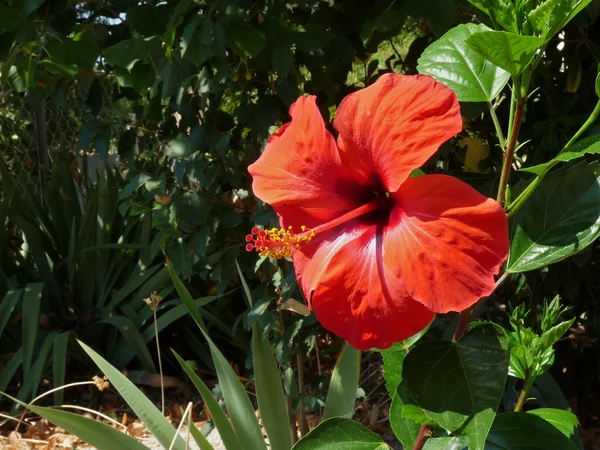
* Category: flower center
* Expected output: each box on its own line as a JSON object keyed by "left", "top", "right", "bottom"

{"left": 246, "top": 197, "right": 386, "bottom": 258}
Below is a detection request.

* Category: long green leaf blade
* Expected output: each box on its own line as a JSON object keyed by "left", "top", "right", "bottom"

{"left": 79, "top": 340, "right": 187, "bottom": 450}
{"left": 169, "top": 264, "right": 267, "bottom": 450}
{"left": 22, "top": 283, "right": 43, "bottom": 381}
{"left": 1, "top": 393, "right": 148, "bottom": 450}
{"left": 253, "top": 322, "right": 293, "bottom": 450}
{"left": 173, "top": 350, "right": 244, "bottom": 450}
{"left": 322, "top": 342, "right": 361, "bottom": 420}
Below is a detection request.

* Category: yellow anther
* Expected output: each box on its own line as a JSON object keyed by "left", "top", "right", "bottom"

{"left": 245, "top": 225, "right": 314, "bottom": 259}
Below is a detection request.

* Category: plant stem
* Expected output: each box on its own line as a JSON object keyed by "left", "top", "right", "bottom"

{"left": 452, "top": 309, "right": 472, "bottom": 343}
{"left": 514, "top": 372, "right": 535, "bottom": 412}
{"left": 507, "top": 98, "right": 600, "bottom": 219}
{"left": 412, "top": 425, "right": 433, "bottom": 450}
{"left": 297, "top": 351, "right": 309, "bottom": 436}
{"left": 154, "top": 308, "right": 165, "bottom": 416}
{"left": 497, "top": 97, "right": 524, "bottom": 207}
{"left": 488, "top": 101, "right": 506, "bottom": 149}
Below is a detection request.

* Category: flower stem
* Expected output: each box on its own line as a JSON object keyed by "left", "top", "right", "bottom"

{"left": 154, "top": 308, "right": 165, "bottom": 415}
{"left": 497, "top": 97, "right": 524, "bottom": 207}
{"left": 412, "top": 424, "right": 433, "bottom": 450}
{"left": 514, "top": 371, "right": 535, "bottom": 412}
{"left": 452, "top": 309, "right": 472, "bottom": 343}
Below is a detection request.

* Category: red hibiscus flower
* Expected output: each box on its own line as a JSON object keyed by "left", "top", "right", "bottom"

{"left": 247, "top": 74, "right": 509, "bottom": 350}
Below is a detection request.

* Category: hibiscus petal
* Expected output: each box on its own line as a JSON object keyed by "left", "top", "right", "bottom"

{"left": 294, "top": 220, "right": 434, "bottom": 350}
{"left": 334, "top": 74, "right": 462, "bottom": 192}
{"left": 385, "top": 175, "right": 509, "bottom": 313}
{"left": 248, "top": 96, "right": 366, "bottom": 229}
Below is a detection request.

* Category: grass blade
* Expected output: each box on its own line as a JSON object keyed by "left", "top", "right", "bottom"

{"left": 22, "top": 283, "right": 43, "bottom": 382}
{"left": 79, "top": 340, "right": 187, "bottom": 450}
{"left": 173, "top": 350, "right": 244, "bottom": 450}
{"left": 322, "top": 342, "right": 361, "bottom": 420}
{"left": 1, "top": 392, "right": 148, "bottom": 450}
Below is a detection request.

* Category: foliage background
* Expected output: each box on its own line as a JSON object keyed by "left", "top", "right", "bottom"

{"left": 1, "top": 0, "right": 600, "bottom": 444}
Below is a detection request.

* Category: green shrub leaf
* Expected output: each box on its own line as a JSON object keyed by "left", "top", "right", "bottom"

{"left": 418, "top": 23, "right": 510, "bottom": 102}
{"left": 291, "top": 418, "right": 390, "bottom": 450}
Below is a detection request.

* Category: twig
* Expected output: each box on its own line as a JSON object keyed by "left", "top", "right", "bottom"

{"left": 297, "top": 352, "right": 309, "bottom": 436}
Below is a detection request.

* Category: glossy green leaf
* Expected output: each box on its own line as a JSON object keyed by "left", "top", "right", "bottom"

{"left": 424, "top": 437, "right": 467, "bottom": 450}
{"left": 322, "top": 342, "right": 361, "bottom": 420}
{"left": 542, "top": 0, "right": 591, "bottom": 40}
{"left": 2, "top": 393, "right": 148, "bottom": 450}
{"left": 166, "top": 134, "right": 191, "bottom": 158}
{"left": 79, "top": 341, "right": 187, "bottom": 450}
{"left": 225, "top": 24, "right": 266, "bottom": 57}
{"left": 160, "top": 55, "right": 194, "bottom": 100}
{"left": 42, "top": 58, "right": 79, "bottom": 78}
{"left": 291, "top": 418, "right": 390, "bottom": 450}
{"left": 418, "top": 23, "right": 510, "bottom": 102}
{"left": 466, "top": 31, "right": 544, "bottom": 78}
{"left": 22, "top": 283, "right": 43, "bottom": 381}
{"left": 103, "top": 37, "right": 161, "bottom": 70}
{"left": 527, "top": 408, "right": 579, "bottom": 437}
{"left": 596, "top": 64, "right": 600, "bottom": 97}
{"left": 47, "top": 40, "right": 99, "bottom": 70}
{"left": 507, "top": 162, "right": 600, "bottom": 272}
{"left": 485, "top": 412, "right": 578, "bottom": 449}
{"left": 403, "top": 325, "right": 509, "bottom": 450}
{"left": 9, "top": 0, "right": 44, "bottom": 15}
{"left": 173, "top": 351, "right": 244, "bottom": 450}
{"left": 389, "top": 390, "right": 421, "bottom": 449}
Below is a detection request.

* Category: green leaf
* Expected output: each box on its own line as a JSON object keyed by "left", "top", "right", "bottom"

{"left": 596, "top": 64, "right": 600, "bottom": 98}
{"left": 42, "top": 58, "right": 79, "bottom": 78}
{"left": 181, "top": 16, "right": 215, "bottom": 66}
{"left": 99, "top": 316, "right": 157, "bottom": 372}
{"left": 0, "top": 5, "right": 22, "bottom": 33}
{"left": 467, "top": 0, "right": 518, "bottom": 32}
{"left": 417, "top": 23, "right": 510, "bottom": 102}
{"left": 188, "top": 421, "right": 216, "bottom": 450}
{"left": 79, "top": 341, "right": 188, "bottom": 450}
{"left": 322, "top": 342, "right": 361, "bottom": 420}
{"left": 166, "top": 134, "right": 191, "bottom": 158}
{"left": 542, "top": 0, "right": 592, "bottom": 40}
{"left": 128, "top": 4, "right": 167, "bottom": 37}
{"left": 114, "top": 62, "right": 156, "bottom": 92}
{"left": 52, "top": 332, "right": 70, "bottom": 405}
{"left": 291, "top": 418, "right": 390, "bottom": 450}
{"left": 522, "top": 134, "right": 600, "bottom": 175}
{"left": 423, "top": 437, "right": 467, "bottom": 450}
{"left": 253, "top": 322, "right": 293, "bottom": 450}
{"left": 403, "top": 325, "right": 509, "bottom": 450}
{"left": 0, "top": 288, "right": 22, "bottom": 338}
{"left": 389, "top": 391, "right": 421, "bottom": 449}
{"left": 527, "top": 0, "right": 557, "bottom": 34}
{"left": 382, "top": 347, "right": 406, "bottom": 396}
{"left": 173, "top": 351, "right": 244, "bottom": 450}
{"left": 103, "top": 37, "right": 161, "bottom": 70}
{"left": 272, "top": 44, "right": 294, "bottom": 79}
{"left": 1, "top": 394, "right": 148, "bottom": 450}
{"left": 507, "top": 162, "right": 600, "bottom": 272}
{"left": 22, "top": 283, "right": 43, "bottom": 381}
{"left": 160, "top": 55, "right": 194, "bottom": 100}
{"left": 485, "top": 412, "right": 578, "bottom": 449}
{"left": 47, "top": 40, "right": 100, "bottom": 70}
{"left": 527, "top": 408, "right": 579, "bottom": 437}
{"left": 466, "top": 31, "right": 544, "bottom": 78}
{"left": 541, "top": 319, "right": 575, "bottom": 350}
{"left": 225, "top": 24, "right": 266, "bottom": 57}
{"left": 9, "top": 0, "right": 44, "bottom": 15}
